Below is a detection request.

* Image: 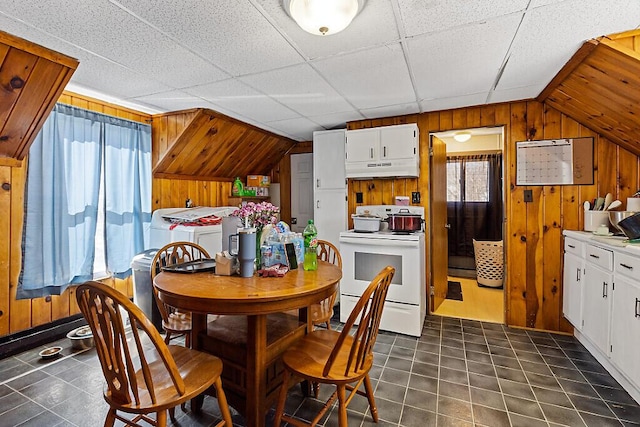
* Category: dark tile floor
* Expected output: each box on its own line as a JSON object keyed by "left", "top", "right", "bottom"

{"left": 1, "top": 315, "right": 640, "bottom": 426}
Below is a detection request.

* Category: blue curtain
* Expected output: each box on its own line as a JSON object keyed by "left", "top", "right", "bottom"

{"left": 18, "top": 104, "right": 151, "bottom": 298}
{"left": 103, "top": 117, "right": 152, "bottom": 278}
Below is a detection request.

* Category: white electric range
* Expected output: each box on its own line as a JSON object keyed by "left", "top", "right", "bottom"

{"left": 339, "top": 205, "right": 426, "bottom": 337}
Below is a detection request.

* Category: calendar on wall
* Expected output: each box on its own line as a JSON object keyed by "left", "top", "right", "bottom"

{"left": 516, "top": 138, "right": 593, "bottom": 186}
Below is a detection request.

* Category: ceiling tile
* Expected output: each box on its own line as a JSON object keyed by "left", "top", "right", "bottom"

{"left": 397, "top": 0, "right": 529, "bottom": 37}
{"left": 419, "top": 92, "right": 489, "bottom": 113}
{"left": 265, "top": 116, "right": 325, "bottom": 141}
{"left": 487, "top": 84, "right": 544, "bottom": 104}
{"left": 313, "top": 43, "right": 416, "bottom": 110}
{"left": 113, "top": 0, "right": 305, "bottom": 77}
{"left": 360, "top": 102, "right": 421, "bottom": 119}
{"left": 184, "top": 79, "right": 300, "bottom": 124}
{"left": 255, "top": 0, "right": 399, "bottom": 60}
{"left": 239, "top": 63, "right": 354, "bottom": 117}
{"left": 1, "top": 1, "right": 229, "bottom": 88}
{"left": 407, "top": 14, "right": 522, "bottom": 101}
{"left": 308, "top": 110, "right": 365, "bottom": 130}
{"left": 496, "top": 0, "right": 640, "bottom": 90}
{"left": 131, "top": 90, "right": 219, "bottom": 112}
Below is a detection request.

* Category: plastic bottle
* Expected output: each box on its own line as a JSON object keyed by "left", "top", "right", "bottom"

{"left": 232, "top": 177, "right": 244, "bottom": 196}
{"left": 303, "top": 220, "right": 318, "bottom": 271}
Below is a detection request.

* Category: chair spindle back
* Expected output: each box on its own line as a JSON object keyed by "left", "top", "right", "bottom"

{"left": 322, "top": 266, "right": 394, "bottom": 377}
{"left": 76, "top": 281, "right": 185, "bottom": 406}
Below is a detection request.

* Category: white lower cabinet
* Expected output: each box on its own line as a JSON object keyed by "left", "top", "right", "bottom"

{"left": 562, "top": 237, "right": 584, "bottom": 329}
{"left": 611, "top": 252, "right": 640, "bottom": 389}
{"left": 562, "top": 230, "right": 640, "bottom": 404}
{"left": 582, "top": 261, "right": 612, "bottom": 355}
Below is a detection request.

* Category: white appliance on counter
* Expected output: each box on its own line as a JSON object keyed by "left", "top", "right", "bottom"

{"left": 339, "top": 205, "right": 426, "bottom": 337}
{"left": 148, "top": 206, "right": 238, "bottom": 256}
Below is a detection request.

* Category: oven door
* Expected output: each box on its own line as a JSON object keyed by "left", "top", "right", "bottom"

{"left": 339, "top": 235, "right": 423, "bottom": 305}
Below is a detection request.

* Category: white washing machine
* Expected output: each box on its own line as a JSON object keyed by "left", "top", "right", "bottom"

{"left": 148, "top": 206, "right": 238, "bottom": 256}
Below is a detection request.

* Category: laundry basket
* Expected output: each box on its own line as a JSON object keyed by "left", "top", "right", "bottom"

{"left": 473, "top": 239, "right": 504, "bottom": 288}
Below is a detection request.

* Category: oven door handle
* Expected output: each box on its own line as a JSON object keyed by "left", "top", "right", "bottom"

{"left": 340, "top": 236, "right": 420, "bottom": 247}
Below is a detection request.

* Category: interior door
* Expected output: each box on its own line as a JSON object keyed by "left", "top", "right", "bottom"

{"left": 430, "top": 135, "right": 448, "bottom": 312}
{"left": 290, "top": 153, "right": 314, "bottom": 233}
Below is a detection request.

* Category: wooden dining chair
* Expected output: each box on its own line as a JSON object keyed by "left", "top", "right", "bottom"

{"left": 273, "top": 266, "right": 395, "bottom": 427}
{"left": 151, "top": 241, "right": 211, "bottom": 347}
{"left": 310, "top": 240, "right": 342, "bottom": 330}
{"left": 75, "top": 281, "right": 233, "bottom": 427}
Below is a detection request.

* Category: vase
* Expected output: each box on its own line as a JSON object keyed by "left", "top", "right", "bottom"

{"left": 255, "top": 228, "right": 262, "bottom": 270}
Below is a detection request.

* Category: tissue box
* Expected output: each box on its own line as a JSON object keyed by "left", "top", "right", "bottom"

{"left": 215, "top": 252, "right": 235, "bottom": 276}
{"left": 395, "top": 196, "right": 410, "bottom": 206}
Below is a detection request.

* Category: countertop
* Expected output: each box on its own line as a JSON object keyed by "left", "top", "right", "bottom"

{"left": 563, "top": 229, "right": 640, "bottom": 256}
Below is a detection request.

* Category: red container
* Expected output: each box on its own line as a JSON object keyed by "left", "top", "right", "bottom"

{"left": 386, "top": 209, "right": 423, "bottom": 232}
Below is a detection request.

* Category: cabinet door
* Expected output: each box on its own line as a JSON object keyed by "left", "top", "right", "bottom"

{"left": 379, "top": 124, "right": 418, "bottom": 160}
{"left": 563, "top": 252, "right": 584, "bottom": 330}
{"left": 314, "top": 189, "right": 347, "bottom": 249}
{"left": 345, "top": 128, "right": 378, "bottom": 163}
{"left": 611, "top": 275, "right": 640, "bottom": 388}
{"left": 583, "top": 263, "right": 613, "bottom": 355}
{"left": 313, "top": 130, "right": 346, "bottom": 190}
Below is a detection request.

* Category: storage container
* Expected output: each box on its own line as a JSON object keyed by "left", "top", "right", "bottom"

{"left": 351, "top": 214, "right": 381, "bottom": 232}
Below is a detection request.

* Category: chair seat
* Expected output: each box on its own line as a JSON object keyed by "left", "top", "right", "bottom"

{"left": 105, "top": 345, "right": 223, "bottom": 413}
{"left": 162, "top": 311, "right": 192, "bottom": 334}
{"left": 309, "top": 303, "right": 333, "bottom": 325}
{"left": 281, "top": 330, "right": 373, "bottom": 384}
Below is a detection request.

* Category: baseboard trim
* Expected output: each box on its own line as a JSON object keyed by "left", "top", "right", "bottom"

{"left": 0, "top": 315, "right": 86, "bottom": 359}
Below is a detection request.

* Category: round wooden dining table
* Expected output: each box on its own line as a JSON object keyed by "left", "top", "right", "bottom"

{"left": 153, "top": 261, "right": 342, "bottom": 427}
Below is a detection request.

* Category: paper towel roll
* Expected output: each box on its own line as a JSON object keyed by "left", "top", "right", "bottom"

{"left": 628, "top": 198, "right": 640, "bottom": 212}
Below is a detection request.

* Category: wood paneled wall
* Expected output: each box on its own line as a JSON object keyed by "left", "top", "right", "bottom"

{"left": 348, "top": 101, "right": 639, "bottom": 332}
{"left": 149, "top": 111, "right": 308, "bottom": 222}
{"left": 0, "top": 92, "right": 150, "bottom": 337}
{"left": 151, "top": 111, "right": 233, "bottom": 209}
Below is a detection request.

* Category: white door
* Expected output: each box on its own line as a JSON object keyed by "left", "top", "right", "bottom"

{"left": 291, "top": 153, "right": 314, "bottom": 233}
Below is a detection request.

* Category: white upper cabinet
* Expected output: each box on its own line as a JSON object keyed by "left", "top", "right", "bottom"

{"left": 345, "top": 123, "right": 419, "bottom": 178}
{"left": 379, "top": 124, "right": 418, "bottom": 160}
{"left": 313, "top": 129, "right": 346, "bottom": 190}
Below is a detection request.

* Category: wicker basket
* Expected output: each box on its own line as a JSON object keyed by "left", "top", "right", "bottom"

{"left": 473, "top": 239, "right": 504, "bottom": 288}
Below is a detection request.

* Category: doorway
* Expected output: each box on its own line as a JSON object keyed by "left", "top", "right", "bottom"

{"left": 290, "top": 153, "right": 314, "bottom": 233}
{"left": 429, "top": 127, "right": 506, "bottom": 323}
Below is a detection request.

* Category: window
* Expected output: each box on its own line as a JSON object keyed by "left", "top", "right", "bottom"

{"left": 447, "top": 158, "right": 489, "bottom": 202}
{"left": 18, "top": 104, "right": 151, "bottom": 299}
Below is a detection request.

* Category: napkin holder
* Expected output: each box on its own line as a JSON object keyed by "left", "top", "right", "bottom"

{"left": 215, "top": 251, "right": 236, "bottom": 276}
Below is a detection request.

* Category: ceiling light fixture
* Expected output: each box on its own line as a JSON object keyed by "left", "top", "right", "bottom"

{"left": 453, "top": 131, "right": 472, "bottom": 143}
{"left": 284, "top": 0, "right": 366, "bottom": 36}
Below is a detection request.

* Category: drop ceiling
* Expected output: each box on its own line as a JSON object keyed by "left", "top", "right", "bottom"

{"left": 0, "top": 0, "right": 638, "bottom": 142}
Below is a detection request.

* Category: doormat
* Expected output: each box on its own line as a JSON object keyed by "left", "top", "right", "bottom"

{"left": 446, "top": 281, "right": 463, "bottom": 301}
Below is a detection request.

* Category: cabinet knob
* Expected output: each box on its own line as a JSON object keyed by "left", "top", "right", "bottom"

{"left": 636, "top": 298, "right": 640, "bottom": 318}
{"left": 620, "top": 263, "right": 633, "bottom": 270}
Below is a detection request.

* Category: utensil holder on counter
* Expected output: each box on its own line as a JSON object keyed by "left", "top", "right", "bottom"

{"left": 584, "top": 211, "right": 610, "bottom": 232}
{"left": 627, "top": 198, "right": 640, "bottom": 212}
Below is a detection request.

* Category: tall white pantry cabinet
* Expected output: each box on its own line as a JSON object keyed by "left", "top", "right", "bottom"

{"left": 312, "top": 129, "right": 347, "bottom": 248}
